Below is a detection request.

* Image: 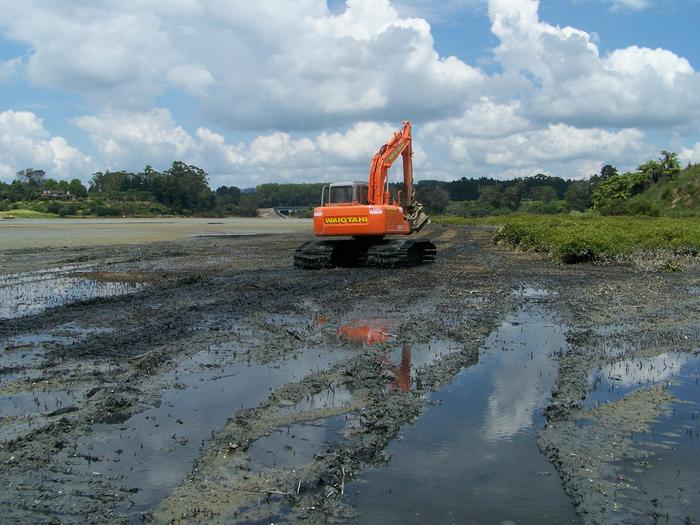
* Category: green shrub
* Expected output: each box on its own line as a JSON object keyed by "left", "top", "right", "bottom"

{"left": 518, "top": 199, "right": 568, "bottom": 214}
{"left": 488, "top": 215, "right": 700, "bottom": 264}
{"left": 46, "top": 201, "right": 62, "bottom": 214}
{"left": 445, "top": 200, "right": 511, "bottom": 218}
{"left": 94, "top": 205, "right": 120, "bottom": 217}
{"left": 57, "top": 203, "right": 79, "bottom": 217}
{"left": 622, "top": 197, "right": 660, "bottom": 217}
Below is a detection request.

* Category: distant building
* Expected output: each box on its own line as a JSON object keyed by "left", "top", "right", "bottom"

{"left": 41, "top": 189, "right": 76, "bottom": 201}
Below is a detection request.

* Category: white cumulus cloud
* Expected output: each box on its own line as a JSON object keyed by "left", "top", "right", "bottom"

{"left": 436, "top": 123, "right": 645, "bottom": 170}
{"left": 70, "top": 108, "right": 428, "bottom": 186}
{"left": 73, "top": 109, "right": 196, "bottom": 168}
{"left": 0, "top": 0, "right": 482, "bottom": 129}
{"left": 0, "top": 110, "right": 93, "bottom": 182}
{"left": 1, "top": 0, "right": 699, "bottom": 183}
{"left": 488, "top": 0, "right": 700, "bottom": 128}
{"left": 679, "top": 143, "right": 700, "bottom": 165}
{"left": 604, "top": 45, "right": 693, "bottom": 87}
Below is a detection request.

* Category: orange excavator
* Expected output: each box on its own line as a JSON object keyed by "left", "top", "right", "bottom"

{"left": 294, "top": 120, "right": 436, "bottom": 268}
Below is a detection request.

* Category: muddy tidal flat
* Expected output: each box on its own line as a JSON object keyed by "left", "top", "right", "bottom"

{"left": 0, "top": 225, "right": 698, "bottom": 524}
{"left": 0, "top": 217, "right": 311, "bottom": 249}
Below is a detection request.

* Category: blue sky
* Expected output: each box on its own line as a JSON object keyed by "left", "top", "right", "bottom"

{"left": 1, "top": 0, "right": 699, "bottom": 187}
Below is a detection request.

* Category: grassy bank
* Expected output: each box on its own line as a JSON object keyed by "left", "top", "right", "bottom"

{"left": 434, "top": 214, "right": 700, "bottom": 265}
{"left": 0, "top": 209, "right": 58, "bottom": 219}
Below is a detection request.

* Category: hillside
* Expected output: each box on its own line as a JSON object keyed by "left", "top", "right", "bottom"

{"left": 592, "top": 160, "right": 700, "bottom": 217}
{"left": 631, "top": 163, "right": 700, "bottom": 216}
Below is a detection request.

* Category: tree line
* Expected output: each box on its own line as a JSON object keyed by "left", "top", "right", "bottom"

{"left": 414, "top": 151, "right": 689, "bottom": 217}
{"left": 0, "top": 151, "right": 692, "bottom": 217}
{"left": 1, "top": 162, "right": 250, "bottom": 217}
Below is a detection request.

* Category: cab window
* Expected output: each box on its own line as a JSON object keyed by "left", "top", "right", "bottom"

{"left": 330, "top": 185, "right": 353, "bottom": 204}
{"left": 357, "top": 184, "right": 368, "bottom": 205}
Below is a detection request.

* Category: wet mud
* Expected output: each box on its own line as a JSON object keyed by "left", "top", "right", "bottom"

{"left": 0, "top": 226, "right": 698, "bottom": 524}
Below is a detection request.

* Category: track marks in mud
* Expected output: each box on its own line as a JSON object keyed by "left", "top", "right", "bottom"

{"left": 0, "top": 228, "right": 514, "bottom": 524}
{"left": 152, "top": 315, "right": 507, "bottom": 522}
{"left": 5, "top": 228, "right": 698, "bottom": 524}
{"left": 538, "top": 271, "right": 700, "bottom": 525}
{"left": 540, "top": 387, "right": 676, "bottom": 522}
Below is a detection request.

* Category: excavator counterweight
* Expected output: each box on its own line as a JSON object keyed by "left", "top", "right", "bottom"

{"left": 294, "top": 120, "right": 436, "bottom": 269}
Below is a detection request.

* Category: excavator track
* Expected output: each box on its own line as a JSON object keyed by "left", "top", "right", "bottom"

{"left": 293, "top": 240, "right": 336, "bottom": 269}
{"left": 366, "top": 239, "right": 436, "bottom": 268}
{"left": 294, "top": 238, "right": 436, "bottom": 269}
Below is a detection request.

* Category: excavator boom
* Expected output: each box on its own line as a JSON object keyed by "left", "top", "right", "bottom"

{"left": 367, "top": 121, "right": 429, "bottom": 231}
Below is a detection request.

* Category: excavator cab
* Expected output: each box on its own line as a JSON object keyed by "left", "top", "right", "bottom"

{"left": 323, "top": 182, "right": 369, "bottom": 206}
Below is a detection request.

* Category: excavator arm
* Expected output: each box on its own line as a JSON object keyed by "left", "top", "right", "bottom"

{"left": 367, "top": 121, "right": 411, "bottom": 205}
{"left": 367, "top": 121, "right": 429, "bottom": 232}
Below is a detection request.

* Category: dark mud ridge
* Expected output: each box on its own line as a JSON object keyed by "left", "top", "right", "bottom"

{"left": 0, "top": 227, "right": 698, "bottom": 524}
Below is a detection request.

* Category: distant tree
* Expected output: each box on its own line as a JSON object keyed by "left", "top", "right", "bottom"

{"left": 233, "top": 191, "right": 262, "bottom": 216}
{"left": 528, "top": 185, "right": 558, "bottom": 203}
{"left": 591, "top": 170, "right": 650, "bottom": 212}
{"left": 416, "top": 186, "right": 449, "bottom": 214}
{"left": 638, "top": 159, "right": 664, "bottom": 184}
{"left": 0, "top": 181, "right": 9, "bottom": 206}
{"left": 8, "top": 180, "right": 27, "bottom": 201}
{"left": 255, "top": 183, "right": 326, "bottom": 207}
{"left": 89, "top": 170, "right": 131, "bottom": 193}
{"left": 68, "top": 179, "right": 88, "bottom": 198}
{"left": 16, "top": 168, "right": 46, "bottom": 186}
{"left": 502, "top": 182, "right": 524, "bottom": 210}
{"left": 478, "top": 184, "right": 503, "bottom": 208}
{"left": 215, "top": 185, "right": 241, "bottom": 206}
{"left": 158, "top": 161, "right": 214, "bottom": 212}
{"left": 522, "top": 174, "right": 568, "bottom": 199}
{"left": 592, "top": 150, "right": 682, "bottom": 212}
{"left": 446, "top": 177, "right": 485, "bottom": 201}
{"left": 659, "top": 151, "right": 680, "bottom": 179}
{"left": 600, "top": 164, "right": 618, "bottom": 181}
{"left": 564, "top": 180, "right": 592, "bottom": 211}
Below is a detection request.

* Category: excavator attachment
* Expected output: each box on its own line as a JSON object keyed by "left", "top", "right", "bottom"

{"left": 406, "top": 202, "right": 430, "bottom": 233}
{"left": 294, "top": 238, "right": 436, "bottom": 269}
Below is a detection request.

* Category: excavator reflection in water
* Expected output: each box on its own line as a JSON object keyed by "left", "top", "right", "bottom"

{"left": 338, "top": 321, "right": 412, "bottom": 393}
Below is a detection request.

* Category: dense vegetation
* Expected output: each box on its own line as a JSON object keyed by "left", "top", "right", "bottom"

{"left": 1, "top": 164, "right": 330, "bottom": 217}
{"left": 429, "top": 152, "right": 699, "bottom": 266}
{"left": 254, "top": 183, "right": 326, "bottom": 208}
{"left": 482, "top": 215, "right": 700, "bottom": 265}
{"left": 1, "top": 163, "right": 251, "bottom": 217}
{"left": 1, "top": 151, "right": 697, "bottom": 218}
{"left": 421, "top": 152, "right": 699, "bottom": 218}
